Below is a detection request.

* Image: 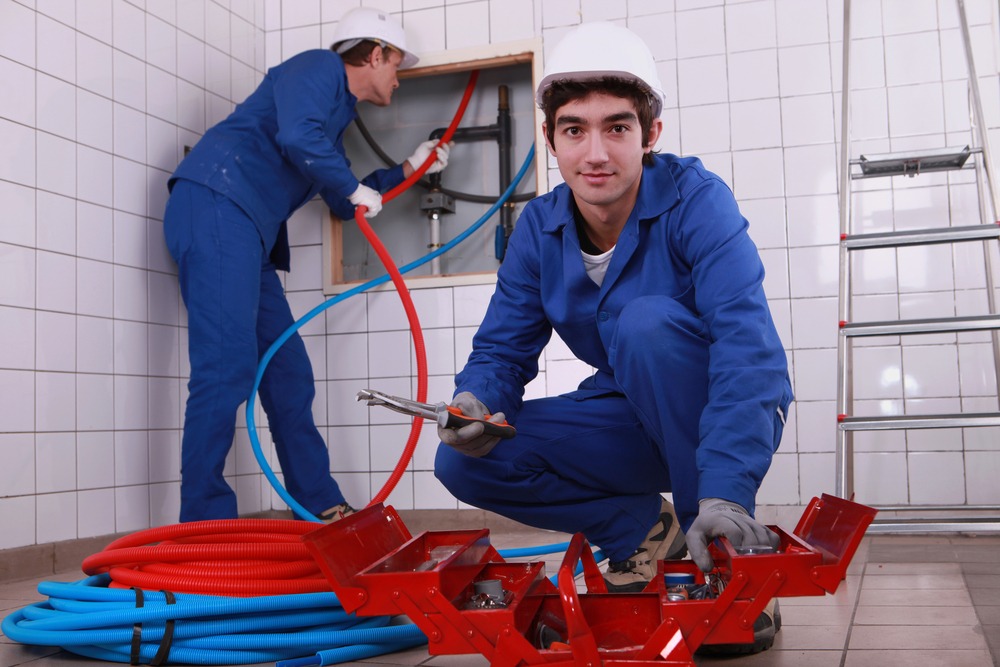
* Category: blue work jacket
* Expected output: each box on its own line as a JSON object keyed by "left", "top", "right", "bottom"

{"left": 455, "top": 153, "right": 793, "bottom": 506}
{"left": 170, "top": 49, "right": 404, "bottom": 270}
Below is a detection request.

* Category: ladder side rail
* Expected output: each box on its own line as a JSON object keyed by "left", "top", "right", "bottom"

{"left": 958, "top": 0, "right": 1000, "bottom": 217}
{"left": 974, "top": 123, "right": 1000, "bottom": 410}
{"left": 836, "top": 0, "right": 855, "bottom": 500}
{"left": 957, "top": 0, "right": 1000, "bottom": 409}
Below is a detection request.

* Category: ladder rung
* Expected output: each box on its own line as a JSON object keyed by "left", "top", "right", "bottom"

{"left": 866, "top": 517, "right": 1000, "bottom": 533}
{"left": 841, "top": 314, "right": 1000, "bottom": 337}
{"left": 843, "top": 223, "right": 1000, "bottom": 249}
{"left": 839, "top": 412, "right": 1000, "bottom": 430}
{"left": 850, "top": 145, "right": 974, "bottom": 178}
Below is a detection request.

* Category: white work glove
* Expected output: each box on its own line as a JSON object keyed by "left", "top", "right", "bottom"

{"left": 406, "top": 140, "right": 452, "bottom": 175}
{"left": 438, "top": 391, "right": 505, "bottom": 458}
{"left": 348, "top": 183, "right": 382, "bottom": 218}
{"left": 685, "top": 498, "right": 780, "bottom": 572}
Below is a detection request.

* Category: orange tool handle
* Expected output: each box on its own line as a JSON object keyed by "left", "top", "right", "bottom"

{"left": 442, "top": 406, "right": 516, "bottom": 439}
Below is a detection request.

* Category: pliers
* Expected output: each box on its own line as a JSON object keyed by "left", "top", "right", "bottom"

{"left": 357, "top": 389, "right": 516, "bottom": 439}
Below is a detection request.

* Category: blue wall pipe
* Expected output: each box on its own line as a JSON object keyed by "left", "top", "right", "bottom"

{"left": 246, "top": 144, "right": 536, "bottom": 523}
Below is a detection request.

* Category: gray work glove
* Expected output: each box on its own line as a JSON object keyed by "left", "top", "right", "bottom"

{"left": 685, "top": 498, "right": 780, "bottom": 572}
{"left": 437, "top": 392, "right": 504, "bottom": 458}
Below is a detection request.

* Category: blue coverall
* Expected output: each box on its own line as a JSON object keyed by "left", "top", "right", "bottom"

{"left": 435, "top": 153, "right": 793, "bottom": 562}
{"left": 164, "top": 49, "right": 404, "bottom": 521}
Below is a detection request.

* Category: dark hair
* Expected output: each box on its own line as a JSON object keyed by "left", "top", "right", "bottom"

{"left": 333, "top": 39, "right": 400, "bottom": 67}
{"left": 541, "top": 77, "right": 658, "bottom": 166}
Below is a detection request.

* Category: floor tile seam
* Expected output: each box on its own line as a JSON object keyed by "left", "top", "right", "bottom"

{"left": 962, "top": 563, "right": 1000, "bottom": 666}
{"left": 845, "top": 560, "right": 990, "bottom": 654}
{"left": 860, "top": 585, "right": 968, "bottom": 591}
{"left": 835, "top": 558, "right": 868, "bottom": 667}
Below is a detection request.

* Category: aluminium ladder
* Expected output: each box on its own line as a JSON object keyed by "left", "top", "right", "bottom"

{"left": 837, "top": 0, "right": 1000, "bottom": 533}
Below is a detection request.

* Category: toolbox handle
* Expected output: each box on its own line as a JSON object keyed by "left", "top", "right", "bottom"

{"left": 556, "top": 533, "right": 604, "bottom": 665}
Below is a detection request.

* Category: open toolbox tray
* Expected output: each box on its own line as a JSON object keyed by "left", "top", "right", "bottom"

{"left": 303, "top": 494, "right": 876, "bottom": 666}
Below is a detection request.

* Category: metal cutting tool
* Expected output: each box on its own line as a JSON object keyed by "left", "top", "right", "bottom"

{"left": 358, "top": 389, "right": 516, "bottom": 439}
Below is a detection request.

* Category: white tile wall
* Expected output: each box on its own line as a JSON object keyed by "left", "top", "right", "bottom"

{"left": 77, "top": 375, "right": 114, "bottom": 431}
{"left": 677, "top": 55, "right": 728, "bottom": 106}
{"left": 729, "top": 49, "right": 779, "bottom": 102}
{"left": 0, "top": 0, "right": 234, "bottom": 544}
{"left": 1, "top": 0, "right": 999, "bottom": 550}
{"left": 0, "top": 181, "right": 35, "bottom": 247}
{"left": 727, "top": 4, "right": 776, "bottom": 53}
{"left": 736, "top": 99, "right": 784, "bottom": 152}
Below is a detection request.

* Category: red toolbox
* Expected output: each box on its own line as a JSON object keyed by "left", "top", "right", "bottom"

{"left": 303, "top": 494, "right": 875, "bottom": 666}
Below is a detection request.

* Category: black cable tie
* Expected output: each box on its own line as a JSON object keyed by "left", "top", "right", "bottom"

{"left": 130, "top": 587, "right": 144, "bottom": 666}
{"left": 149, "top": 590, "right": 176, "bottom": 667}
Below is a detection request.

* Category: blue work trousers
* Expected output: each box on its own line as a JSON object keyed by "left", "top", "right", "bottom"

{"left": 436, "top": 296, "right": 716, "bottom": 562}
{"left": 164, "top": 180, "right": 343, "bottom": 521}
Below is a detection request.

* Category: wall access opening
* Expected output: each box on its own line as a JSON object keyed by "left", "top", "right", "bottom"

{"left": 323, "top": 39, "right": 545, "bottom": 294}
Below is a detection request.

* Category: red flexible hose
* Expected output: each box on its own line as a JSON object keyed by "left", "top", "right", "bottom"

{"left": 81, "top": 520, "right": 327, "bottom": 596}
{"left": 361, "top": 70, "right": 480, "bottom": 507}
{"left": 105, "top": 567, "right": 327, "bottom": 596}
{"left": 84, "top": 519, "right": 314, "bottom": 550}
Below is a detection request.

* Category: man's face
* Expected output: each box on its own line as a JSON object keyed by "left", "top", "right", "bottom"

{"left": 369, "top": 47, "right": 402, "bottom": 106}
{"left": 545, "top": 92, "right": 661, "bottom": 214}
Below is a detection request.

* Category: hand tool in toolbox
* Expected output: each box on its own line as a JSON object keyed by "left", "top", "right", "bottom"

{"left": 302, "top": 494, "right": 877, "bottom": 667}
{"left": 357, "top": 389, "right": 516, "bottom": 439}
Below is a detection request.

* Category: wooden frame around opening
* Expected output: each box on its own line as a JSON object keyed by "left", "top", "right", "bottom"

{"left": 323, "top": 38, "right": 546, "bottom": 295}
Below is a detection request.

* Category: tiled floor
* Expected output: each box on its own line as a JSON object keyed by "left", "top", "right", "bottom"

{"left": 2, "top": 527, "right": 999, "bottom": 667}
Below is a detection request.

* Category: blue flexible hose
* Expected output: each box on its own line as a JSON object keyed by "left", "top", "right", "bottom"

{"left": 246, "top": 144, "right": 536, "bottom": 523}
{"left": 277, "top": 637, "right": 427, "bottom": 667}
{"left": 500, "top": 542, "right": 571, "bottom": 558}
{"left": 1, "top": 574, "right": 426, "bottom": 665}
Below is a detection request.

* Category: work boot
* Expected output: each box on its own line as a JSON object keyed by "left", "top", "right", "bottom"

{"left": 604, "top": 497, "right": 688, "bottom": 593}
{"left": 319, "top": 502, "right": 357, "bottom": 523}
{"left": 697, "top": 599, "right": 781, "bottom": 655}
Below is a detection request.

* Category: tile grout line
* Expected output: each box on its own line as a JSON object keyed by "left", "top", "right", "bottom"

{"left": 838, "top": 557, "right": 867, "bottom": 667}
{"left": 960, "top": 558, "right": 1000, "bottom": 666}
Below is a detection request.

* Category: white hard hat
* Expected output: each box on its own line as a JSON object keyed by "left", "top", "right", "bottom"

{"left": 331, "top": 7, "right": 418, "bottom": 69}
{"left": 536, "top": 22, "right": 664, "bottom": 117}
